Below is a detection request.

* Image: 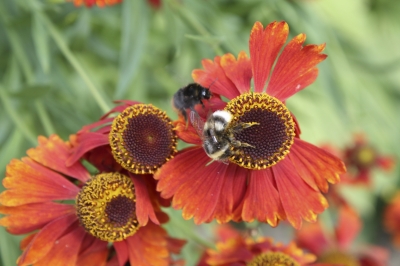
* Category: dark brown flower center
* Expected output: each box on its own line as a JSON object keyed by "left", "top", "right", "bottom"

{"left": 349, "top": 145, "right": 376, "bottom": 170}
{"left": 246, "top": 251, "right": 300, "bottom": 266}
{"left": 109, "top": 104, "right": 178, "bottom": 174}
{"left": 76, "top": 173, "right": 139, "bottom": 242}
{"left": 225, "top": 92, "right": 295, "bottom": 170}
{"left": 319, "top": 250, "right": 360, "bottom": 266}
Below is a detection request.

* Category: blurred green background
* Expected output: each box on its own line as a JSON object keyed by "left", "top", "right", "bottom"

{"left": 0, "top": 0, "right": 399, "bottom": 265}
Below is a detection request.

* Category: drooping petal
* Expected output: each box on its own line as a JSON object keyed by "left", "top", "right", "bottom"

{"left": 18, "top": 213, "right": 78, "bottom": 266}
{"left": 273, "top": 158, "right": 328, "bottom": 229}
{"left": 125, "top": 223, "right": 170, "bottom": 266}
{"left": 220, "top": 52, "right": 252, "bottom": 94}
{"left": 76, "top": 236, "right": 108, "bottom": 266}
{"left": 211, "top": 164, "right": 248, "bottom": 224}
{"left": 335, "top": 205, "right": 362, "bottom": 249}
{"left": 173, "top": 118, "right": 202, "bottom": 146}
{"left": 27, "top": 135, "right": 90, "bottom": 182}
{"left": 113, "top": 240, "right": 129, "bottom": 266}
{"left": 240, "top": 168, "right": 285, "bottom": 227}
{"left": 0, "top": 203, "right": 75, "bottom": 234}
{"left": 249, "top": 21, "right": 289, "bottom": 93}
{"left": 1, "top": 159, "right": 79, "bottom": 206}
{"left": 156, "top": 146, "right": 232, "bottom": 224}
{"left": 130, "top": 174, "right": 159, "bottom": 226}
{"left": 66, "top": 132, "right": 109, "bottom": 167}
{"left": 266, "top": 34, "right": 327, "bottom": 101}
{"left": 29, "top": 224, "right": 86, "bottom": 266}
{"left": 192, "top": 57, "right": 240, "bottom": 99}
{"left": 289, "top": 138, "right": 345, "bottom": 193}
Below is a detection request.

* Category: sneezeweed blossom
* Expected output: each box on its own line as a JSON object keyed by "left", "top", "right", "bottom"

{"left": 296, "top": 206, "right": 388, "bottom": 266}
{"left": 198, "top": 225, "right": 316, "bottom": 265}
{"left": 0, "top": 134, "right": 184, "bottom": 265}
{"left": 384, "top": 192, "right": 400, "bottom": 247}
{"left": 71, "top": 0, "right": 122, "bottom": 8}
{"left": 155, "top": 21, "right": 346, "bottom": 229}
{"left": 343, "top": 133, "right": 395, "bottom": 185}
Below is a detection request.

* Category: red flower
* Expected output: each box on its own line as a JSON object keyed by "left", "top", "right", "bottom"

{"left": 0, "top": 135, "right": 185, "bottom": 265}
{"left": 155, "top": 21, "right": 346, "bottom": 229}
{"left": 71, "top": 0, "right": 122, "bottom": 8}
{"left": 296, "top": 206, "right": 388, "bottom": 266}
{"left": 384, "top": 192, "right": 400, "bottom": 247}
{"left": 199, "top": 225, "right": 316, "bottom": 265}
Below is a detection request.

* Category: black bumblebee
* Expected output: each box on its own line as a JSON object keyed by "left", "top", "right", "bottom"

{"left": 172, "top": 83, "right": 212, "bottom": 122}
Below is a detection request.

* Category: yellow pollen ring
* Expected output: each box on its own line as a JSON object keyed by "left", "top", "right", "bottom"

{"left": 76, "top": 173, "right": 139, "bottom": 242}
{"left": 246, "top": 251, "right": 300, "bottom": 266}
{"left": 225, "top": 92, "right": 295, "bottom": 170}
{"left": 109, "top": 104, "right": 178, "bottom": 174}
{"left": 319, "top": 250, "right": 360, "bottom": 266}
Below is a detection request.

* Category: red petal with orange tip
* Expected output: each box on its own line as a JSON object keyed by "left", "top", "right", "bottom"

{"left": 18, "top": 213, "right": 77, "bottom": 265}
{"left": 173, "top": 118, "right": 202, "bottom": 146}
{"left": 0, "top": 203, "right": 75, "bottom": 235}
{"left": 240, "top": 168, "right": 285, "bottom": 226}
{"left": 29, "top": 224, "right": 86, "bottom": 266}
{"left": 1, "top": 158, "right": 79, "bottom": 206}
{"left": 266, "top": 34, "right": 327, "bottom": 101}
{"left": 66, "top": 132, "right": 109, "bottom": 167}
{"left": 273, "top": 157, "right": 328, "bottom": 229}
{"left": 249, "top": 21, "right": 289, "bottom": 93}
{"left": 126, "top": 223, "right": 170, "bottom": 266}
{"left": 289, "top": 138, "right": 344, "bottom": 193}
{"left": 220, "top": 52, "right": 252, "bottom": 94}
{"left": 113, "top": 240, "right": 129, "bottom": 265}
{"left": 335, "top": 205, "right": 361, "bottom": 249}
{"left": 130, "top": 174, "right": 160, "bottom": 226}
{"left": 192, "top": 57, "right": 240, "bottom": 99}
{"left": 166, "top": 237, "right": 187, "bottom": 255}
{"left": 211, "top": 164, "right": 248, "bottom": 224}
{"left": 27, "top": 135, "right": 90, "bottom": 182}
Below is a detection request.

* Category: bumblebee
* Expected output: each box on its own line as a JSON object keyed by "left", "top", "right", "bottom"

{"left": 190, "top": 110, "right": 259, "bottom": 163}
{"left": 172, "top": 83, "right": 212, "bottom": 122}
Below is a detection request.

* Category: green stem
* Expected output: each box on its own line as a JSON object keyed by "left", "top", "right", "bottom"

{"left": 0, "top": 87, "right": 37, "bottom": 145}
{"left": 34, "top": 101, "right": 55, "bottom": 135}
{"left": 167, "top": 0, "right": 224, "bottom": 55}
{"left": 38, "top": 14, "right": 110, "bottom": 113}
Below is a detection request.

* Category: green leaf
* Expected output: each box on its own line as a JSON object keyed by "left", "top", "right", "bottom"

{"left": 32, "top": 12, "right": 50, "bottom": 73}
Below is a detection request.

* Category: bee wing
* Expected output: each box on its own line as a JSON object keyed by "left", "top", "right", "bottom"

{"left": 189, "top": 111, "right": 205, "bottom": 138}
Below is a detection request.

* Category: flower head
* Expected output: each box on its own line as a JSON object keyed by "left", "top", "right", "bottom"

{"left": 199, "top": 225, "right": 316, "bottom": 265}
{"left": 71, "top": 0, "right": 122, "bottom": 8}
{"left": 296, "top": 206, "right": 388, "bottom": 266}
{"left": 155, "top": 21, "right": 346, "bottom": 229}
{"left": 0, "top": 135, "right": 185, "bottom": 265}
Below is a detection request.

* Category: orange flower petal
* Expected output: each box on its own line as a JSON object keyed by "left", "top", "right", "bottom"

{"left": 130, "top": 174, "right": 160, "bottom": 226}
{"left": 192, "top": 57, "right": 240, "bottom": 99}
{"left": 240, "top": 168, "right": 285, "bottom": 227}
{"left": 28, "top": 135, "right": 90, "bottom": 182}
{"left": 220, "top": 52, "right": 252, "bottom": 94}
{"left": 266, "top": 34, "right": 327, "bottom": 101}
{"left": 76, "top": 236, "right": 108, "bottom": 266}
{"left": 289, "top": 138, "right": 345, "bottom": 193}
{"left": 0, "top": 203, "right": 75, "bottom": 234}
{"left": 249, "top": 21, "right": 289, "bottom": 93}
{"left": 1, "top": 158, "right": 79, "bottom": 206}
{"left": 335, "top": 205, "right": 361, "bottom": 249}
{"left": 126, "top": 223, "right": 170, "bottom": 266}
{"left": 173, "top": 118, "right": 202, "bottom": 146}
{"left": 166, "top": 237, "right": 187, "bottom": 255}
{"left": 113, "top": 240, "right": 129, "bottom": 265}
{"left": 66, "top": 132, "right": 109, "bottom": 167}
{"left": 211, "top": 165, "right": 248, "bottom": 224}
{"left": 273, "top": 158, "right": 328, "bottom": 229}
{"left": 30, "top": 225, "right": 86, "bottom": 266}
{"left": 18, "top": 213, "right": 78, "bottom": 265}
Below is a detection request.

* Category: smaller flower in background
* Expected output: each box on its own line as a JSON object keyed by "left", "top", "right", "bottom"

{"left": 384, "top": 192, "right": 400, "bottom": 247}
{"left": 0, "top": 135, "right": 185, "bottom": 266}
{"left": 343, "top": 133, "right": 395, "bottom": 185}
{"left": 296, "top": 205, "right": 388, "bottom": 266}
{"left": 198, "top": 225, "right": 316, "bottom": 266}
{"left": 71, "top": 0, "right": 122, "bottom": 8}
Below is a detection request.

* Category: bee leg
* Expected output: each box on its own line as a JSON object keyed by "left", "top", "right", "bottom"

{"left": 231, "top": 122, "right": 260, "bottom": 132}
{"left": 230, "top": 139, "right": 255, "bottom": 149}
